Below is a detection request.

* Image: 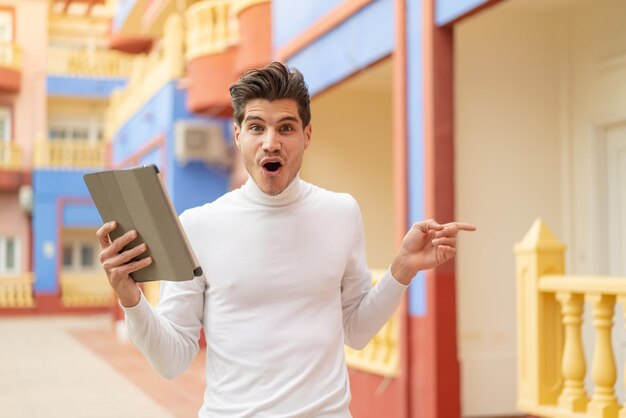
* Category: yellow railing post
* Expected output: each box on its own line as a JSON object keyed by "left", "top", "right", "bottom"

{"left": 587, "top": 293, "right": 619, "bottom": 418}
{"left": 514, "top": 218, "right": 565, "bottom": 410}
{"left": 556, "top": 291, "right": 588, "bottom": 411}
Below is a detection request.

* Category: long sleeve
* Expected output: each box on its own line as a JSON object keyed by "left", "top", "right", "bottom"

{"left": 122, "top": 273, "right": 206, "bottom": 379}
{"left": 340, "top": 198, "right": 407, "bottom": 349}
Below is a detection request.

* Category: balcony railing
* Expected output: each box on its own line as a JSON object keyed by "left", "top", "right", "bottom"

{"left": 0, "top": 273, "right": 35, "bottom": 308}
{"left": 185, "top": 0, "right": 239, "bottom": 62}
{"left": 105, "top": 13, "right": 185, "bottom": 138}
{"left": 60, "top": 271, "right": 113, "bottom": 307}
{"left": 0, "top": 142, "right": 23, "bottom": 170}
{"left": 0, "top": 40, "right": 22, "bottom": 70}
{"left": 344, "top": 269, "right": 401, "bottom": 377}
{"left": 48, "top": 46, "right": 133, "bottom": 78}
{"left": 35, "top": 140, "right": 106, "bottom": 169}
{"left": 516, "top": 218, "right": 626, "bottom": 418}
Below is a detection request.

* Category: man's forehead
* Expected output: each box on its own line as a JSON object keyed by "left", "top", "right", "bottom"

{"left": 243, "top": 98, "right": 301, "bottom": 123}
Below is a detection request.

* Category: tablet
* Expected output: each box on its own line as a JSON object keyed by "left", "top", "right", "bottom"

{"left": 84, "top": 164, "right": 202, "bottom": 282}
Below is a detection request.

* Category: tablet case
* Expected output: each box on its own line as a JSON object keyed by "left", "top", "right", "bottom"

{"left": 83, "top": 164, "right": 202, "bottom": 282}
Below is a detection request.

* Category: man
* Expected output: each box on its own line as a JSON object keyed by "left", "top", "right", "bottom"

{"left": 97, "top": 62, "right": 475, "bottom": 417}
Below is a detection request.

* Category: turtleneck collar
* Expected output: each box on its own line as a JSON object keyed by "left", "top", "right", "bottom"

{"left": 241, "top": 175, "right": 304, "bottom": 207}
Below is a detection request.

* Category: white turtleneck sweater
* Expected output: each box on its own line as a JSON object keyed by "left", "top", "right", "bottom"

{"left": 123, "top": 177, "right": 407, "bottom": 417}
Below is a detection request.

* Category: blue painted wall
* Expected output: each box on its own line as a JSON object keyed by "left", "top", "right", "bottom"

{"left": 112, "top": 81, "right": 230, "bottom": 215}
{"left": 33, "top": 170, "right": 100, "bottom": 293}
{"left": 285, "top": 0, "right": 394, "bottom": 96}
{"left": 435, "top": 0, "right": 488, "bottom": 26}
{"left": 47, "top": 76, "right": 126, "bottom": 99}
{"left": 272, "top": 0, "right": 345, "bottom": 49}
{"left": 407, "top": 0, "right": 427, "bottom": 316}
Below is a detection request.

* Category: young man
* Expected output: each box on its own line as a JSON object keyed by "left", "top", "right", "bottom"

{"left": 97, "top": 62, "right": 475, "bottom": 417}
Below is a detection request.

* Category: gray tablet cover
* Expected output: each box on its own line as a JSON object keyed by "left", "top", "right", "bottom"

{"left": 83, "top": 165, "right": 202, "bottom": 282}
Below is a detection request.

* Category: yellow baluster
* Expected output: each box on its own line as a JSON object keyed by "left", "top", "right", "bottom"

{"left": 618, "top": 296, "right": 626, "bottom": 418}
{"left": 557, "top": 291, "right": 588, "bottom": 411}
{"left": 587, "top": 293, "right": 619, "bottom": 418}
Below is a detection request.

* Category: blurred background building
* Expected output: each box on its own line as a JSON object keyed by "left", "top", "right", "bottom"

{"left": 1, "top": 0, "right": 626, "bottom": 417}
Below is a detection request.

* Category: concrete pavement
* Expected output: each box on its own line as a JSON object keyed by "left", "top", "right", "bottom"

{"left": 0, "top": 314, "right": 205, "bottom": 418}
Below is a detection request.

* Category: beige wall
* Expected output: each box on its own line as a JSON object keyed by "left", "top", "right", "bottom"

{"left": 301, "top": 59, "right": 394, "bottom": 269}
{"left": 457, "top": 0, "right": 626, "bottom": 414}
{"left": 455, "top": 4, "right": 564, "bottom": 416}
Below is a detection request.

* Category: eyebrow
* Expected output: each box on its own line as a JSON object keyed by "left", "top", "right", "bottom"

{"left": 243, "top": 115, "right": 301, "bottom": 124}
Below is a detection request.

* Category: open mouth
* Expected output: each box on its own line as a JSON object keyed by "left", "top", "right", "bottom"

{"left": 263, "top": 162, "right": 282, "bottom": 172}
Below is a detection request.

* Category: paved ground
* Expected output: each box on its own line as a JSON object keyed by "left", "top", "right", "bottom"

{"left": 0, "top": 314, "right": 205, "bottom": 418}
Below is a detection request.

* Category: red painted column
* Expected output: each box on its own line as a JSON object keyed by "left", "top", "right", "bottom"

{"left": 409, "top": 0, "right": 458, "bottom": 417}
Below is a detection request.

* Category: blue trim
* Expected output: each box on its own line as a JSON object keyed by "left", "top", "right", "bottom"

{"left": 47, "top": 76, "right": 126, "bottom": 99}
{"left": 285, "top": 0, "right": 394, "bottom": 96}
{"left": 272, "top": 0, "right": 345, "bottom": 49}
{"left": 435, "top": 0, "right": 487, "bottom": 26}
{"left": 32, "top": 170, "right": 100, "bottom": 293}
{"left": 407, "top": 0, "right": 427, "bottom": 316}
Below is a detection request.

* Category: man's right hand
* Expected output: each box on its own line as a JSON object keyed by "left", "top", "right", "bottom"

{"left": 96, "top": 221, "right": 152, "bottom": 307}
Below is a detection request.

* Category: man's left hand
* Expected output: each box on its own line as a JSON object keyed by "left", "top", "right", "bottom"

{"left": 391, "top": 219, "right": 476, "bottom": 285}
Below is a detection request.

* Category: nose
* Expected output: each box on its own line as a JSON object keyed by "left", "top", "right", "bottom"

{"left": 261, "top": 130, "right": 281, "bottom": 153}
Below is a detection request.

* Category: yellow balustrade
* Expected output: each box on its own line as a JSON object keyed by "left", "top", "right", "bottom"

{"left": 344, "top": 269, "right": 401, "bottom": 378}
{"left": 35, "top": 140, "right": 106, "bottom": 168}
{"left": 60, "top": 272, "right": 113, "bottom": 307}
{"left": 185, "top": 0, "right": 239, "bottom": 62}
{"left": 48, "top": 46, "right": 133, "bottom": 78}
{"left": 0, "top": 142, "right": 23, "bottom": 170}
{"left": 516, "top": 218, "right": 626, "bottom": 418}
{"left": 105, "top": 13, "right": 185, "bottom": 138}
{"left": 0, "top": 40, "right": 22, "bottom": 70}
{"left": 0, "top": 273, "right": 35, "bottom": 308}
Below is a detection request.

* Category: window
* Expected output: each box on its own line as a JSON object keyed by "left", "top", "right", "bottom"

{"left": 0, "top": 106, "right": 11, "bottom": 142}
{"left": 62, "top": 237, "right": 99, "bottom": 272}
{"left": 80, "top": 244, "right": 94, "bottom": 268}
{"left": 48, "top": 121, "right": 103, "bottom": 143}
{"left": 0, "top": 236, "right": 19, "bottom": 274}
{"left": 63, "top": 244, "right": 73, "bottom": 267}
{"left": 0, "top": 10, "right": 13, "bottom": 43}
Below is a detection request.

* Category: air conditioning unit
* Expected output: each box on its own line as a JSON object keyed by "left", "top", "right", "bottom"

{"left": 175, "top": 121, "right": 231, "bottom": 167}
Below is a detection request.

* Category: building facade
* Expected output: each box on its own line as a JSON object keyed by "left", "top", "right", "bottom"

{"left": 3, "top": 0, "right": 626, "bottom": 417}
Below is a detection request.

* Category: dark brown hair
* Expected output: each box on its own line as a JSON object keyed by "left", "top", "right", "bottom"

{"left": 230, "top": 61, "right": 311, "bottom": 128}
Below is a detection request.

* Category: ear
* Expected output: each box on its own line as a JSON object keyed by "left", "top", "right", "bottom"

{"left": 233, "top": 123, "right": 241, "bottom": 150}
{"left": 303, "top": 123, "right": 312, "bottom": 150}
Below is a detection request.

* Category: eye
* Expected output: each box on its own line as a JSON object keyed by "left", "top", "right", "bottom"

{"left": 249, "top": 124, "right": 264, "bottom": 132}
{"left": 279, "top": 124, "right": 294, "bottom": 132}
